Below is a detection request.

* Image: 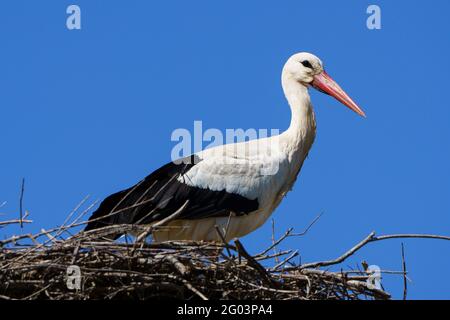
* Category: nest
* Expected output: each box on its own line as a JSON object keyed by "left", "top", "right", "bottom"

{"left": 0, "top": 210, "right": 392, "bottom": 300}
{"left": 2, "top": 178, "right": 449, "bottom": 300}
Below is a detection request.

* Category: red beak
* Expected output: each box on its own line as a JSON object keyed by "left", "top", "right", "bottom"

{"left": 312, "top": 71, "right": 366, "bottom": 117}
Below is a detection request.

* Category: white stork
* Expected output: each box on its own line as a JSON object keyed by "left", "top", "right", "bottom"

{"left": 85, "top": 52, "right": 365, "bottom": 242}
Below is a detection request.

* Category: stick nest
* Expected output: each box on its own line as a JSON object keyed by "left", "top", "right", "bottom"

{"left": 0, "top": 218, "right": 391, "bottom": 300}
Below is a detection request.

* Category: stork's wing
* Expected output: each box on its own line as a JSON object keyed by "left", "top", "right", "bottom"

{"left": 84, "top": 155, "right": 259, "bottom": 234}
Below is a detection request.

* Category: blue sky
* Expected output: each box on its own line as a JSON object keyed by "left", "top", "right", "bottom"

{"left": 1, "top": 1, "right": 449, "bottom": 299}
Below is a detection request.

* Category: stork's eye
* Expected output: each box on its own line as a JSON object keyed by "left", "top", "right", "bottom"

{"left": 301, "top": 60, "right": 313, "bottom": 69}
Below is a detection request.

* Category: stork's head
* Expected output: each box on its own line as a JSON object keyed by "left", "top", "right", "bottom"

{"left": 283, "top": 52, "right": 366, "bottom": 117}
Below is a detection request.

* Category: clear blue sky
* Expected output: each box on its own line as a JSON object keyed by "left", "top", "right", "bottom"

{"left": 1, "top": 1, "right": 449, "bottom": 299}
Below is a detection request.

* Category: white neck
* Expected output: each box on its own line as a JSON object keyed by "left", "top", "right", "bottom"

{"left": 280, "top": 72, "right": 317, "bottom": 156}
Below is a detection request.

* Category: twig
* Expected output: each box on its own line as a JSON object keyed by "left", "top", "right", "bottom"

{"left": 58, "top": 195, "right": 91, "bottom": 234}
{"left": 271, "top": 219, "right": 280, "bottom": 264}
{"left": 135, "top": 200, "right": 190, "bottom": 243}
{"left": 256, "top": 228, "right": 293, "bottom": 257}
{"left": 214, "top": 225, "right": 232, "bottom": 257}
{"left": 374, "top": 234, "right": 450, "bottom": 242}
{"left": 256, "top": 213, "right": 323, "bottom": 259}
{"left": 163, "top": 254, "right": 190, "bottom": 276}
{"left": 0, "top": 219, "right": 33, "bottom": 227}
{"left": 255, "top": 249, "right": 293, "bottom": 261}
{"left": 234, "top": 239, "right": 275, "bottom": 286}
{"left": 182, "top": 280, "right": 208, "bottom": 300}
{"left": 299, "top": 232, "right": 450, "bottom": 270}
{"left": 401, "top": 243, "right": 407, "bottom": 300}
{"left": 223, "top": 213, "right": 233, "bottom": 241}
{"left": 290, "top": 211, "right": 323, "bottom": 236}
{"left": 19, "top": 178, "right": 25, "bottom": 229}
{"left": 269, "top": 250, "right": 299, "bottom": 271}
{"left": 299, "top": 232, "right": 376, "bottom": 269}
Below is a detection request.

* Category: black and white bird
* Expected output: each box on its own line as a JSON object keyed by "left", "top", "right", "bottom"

{"left": 84, "top": 52, "right": 365, "bottom": 242}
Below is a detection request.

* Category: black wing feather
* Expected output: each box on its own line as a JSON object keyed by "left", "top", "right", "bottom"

{"left": 84, "top": 155, "right": 259, "bottom": 235}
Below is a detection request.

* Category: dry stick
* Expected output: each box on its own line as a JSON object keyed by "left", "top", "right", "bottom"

{"left": 299, "top": 268, "right": 391, "bottom": 299}
{"left": 256, "top": 228, "right": 293, "bottom": 258}
{"left": 290, "top": 211, "right": 324, "bottom": 237}
{"left": 0, "top": 219, "right": 33, "bottom": 227}
{"left": 163, "top": 255, "right": 190, "bottom": 276}
{"left": 271, "top": 219, "right": 280, "bottom": 264}
{"left": 0, "top": 209, "right": 103, "bottom": 269}
{"left": 0, "top": 215, "right": 101, "bottom": 247}
{"left": 299, "top": 232, "right": 376, "bottom": 269}
{"left": 345, "top": 280, "right": 390, "bottom": 300}
{"left": 214, "top": 225, "right": 232, "bottom": 257}
{"left": 224, "top": 212, "right": 233, "bottom": 240}
{"left": 134, "top": 172, "right": 185, "bottom": 226}
{"left": 23, "top": 284, "right": 52, "bottom": 300}
{"left": 270, "top": 250, "right": 299, "bottom": 271}
{"left": 0, "top": 225, "right": 80, "bottom": 270}
{"left": 70, "top": 200, "right": 100, "bottom": 228}
{"left": 34, "top": 198, "right": 93, "bottom": 245}
{"left": 73, "top": 199, "right": 149, "bottom": 228}
{"left": 234, "top": 239, "right": 276, "bottom": 286}
{"left": 49, "top": 199, "right": 101, "bottom": 243}
{"left": 235, "top": 277, "right": 300, "bottom": 295}
{"left": 82, "top": 179, "right": 158, "bottom": 235}
{"left": 299, "top": 232, "right": 450, "bottom": 270}
{"left": 134, "top": 200, "right": 190, "bottom": 244}
{"left": 134, "top": 180, "right": 159, "bottom": 206}
{"left": 77, "top": 172, "right": 181, "bottom": 230}
{"left": 110, "top": 179, "right": 146, "bottom": 215}
{"left": 375, "top": 234, "right": 450, "bottom": 241}
{"left": 40, "top": 229, "right": 57, "bottom": 243}
{"left": 401, "top": 243, "right": 407, "bottom": 300}
{"left": 182, "top": 279, "right": 208, "bottom": 300}
{"left": 256, "top": 212, "right": 323, "bottom": 259}
{"left": 255, "top": 249, "right": 293, "bottom": 261}
{"left": 19, "top": 178, "right": 25, "bottom": 229}
{"left": 343, "top": 269, "right": 407, "bottom": 276}
{"left": 80, "top": 224, "right": 141, "bottom": 242}
{"left": 74, "top": 180, "right": 179, "bottom": 229}
{"left": 55, "top": 196, "right": 91, "bottom": 237}
{"left": 71, "top": 242, "right": 81, "bottom": 265}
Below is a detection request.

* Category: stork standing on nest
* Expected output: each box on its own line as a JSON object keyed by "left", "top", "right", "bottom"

{"left": 84, "top": 52, "right": 365, "bottom": 242}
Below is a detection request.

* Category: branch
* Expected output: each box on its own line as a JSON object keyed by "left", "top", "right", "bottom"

{"left": 19, "top": 178, "right": 25, "bottom": 229}
{"left": 298, "top": 231, "right": 450, "bottom": 270}
{"left": 234, "top": 239, "right": 276, "bottom": 286}
{"left": 134, "top": 200, "right": 190, "bottom": 243}
{"left": 401, "top": 243, "right": 407, "bottom": 300}
{"left": 0, "top": 219, "right": 33, "bottom": 227}
{"left": 299, "top": 232, "right": 376, "bottom": 269}
{"left": 374, "top": 234, "right": 450, "bottom": 242}
{"left": 289, "top": 211, "right": 323, "bottom": 237}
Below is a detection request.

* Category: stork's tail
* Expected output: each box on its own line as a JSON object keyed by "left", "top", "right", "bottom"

{"left": 83, "top": 187, "right": 135, "bottom": 240}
